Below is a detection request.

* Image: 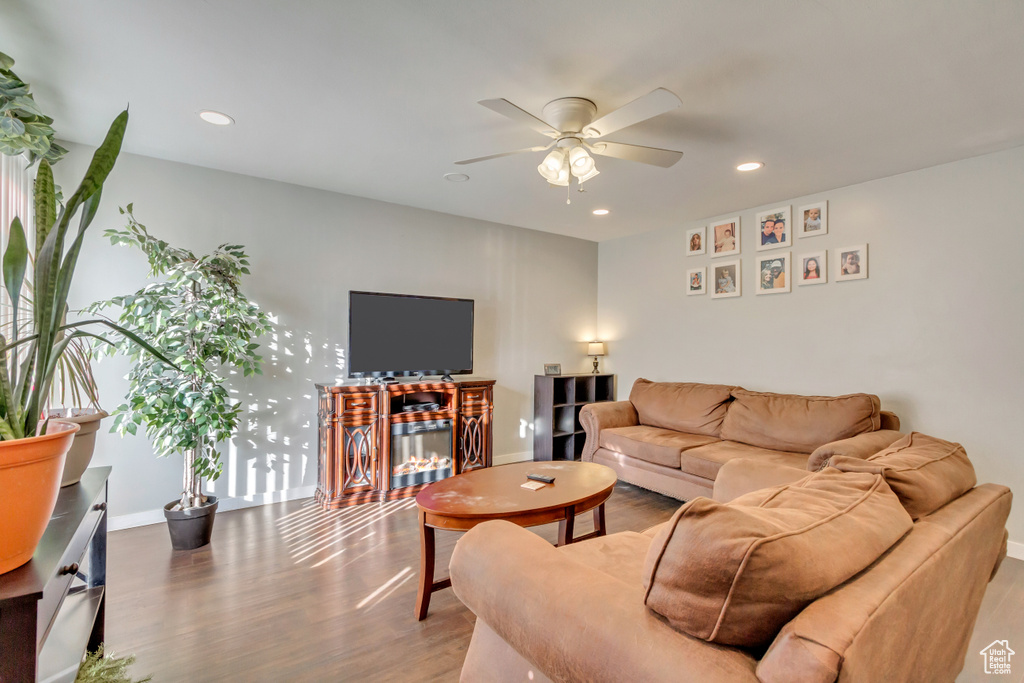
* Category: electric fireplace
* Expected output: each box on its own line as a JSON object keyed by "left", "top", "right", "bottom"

{"left": 390, "top": 419, "right": 453, "bottom": 489}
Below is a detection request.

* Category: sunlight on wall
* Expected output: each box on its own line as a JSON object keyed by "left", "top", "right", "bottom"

{"left": 205, "top": 309, "right": 353, "bottom": 503}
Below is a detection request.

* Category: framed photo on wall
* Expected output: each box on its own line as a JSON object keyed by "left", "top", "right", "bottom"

{"left": 686, "top": 226, "right": 706, "bottom": 256}
{"left": 710, "top": 260, "right": 741, "bottom": 298}
{"left": 711, "top": 217, "right": 740, "bottom": 258}
{"left": 755, "top": 206, "right": 792, "bottom": 251}
{"left": 797, "top": 250, "right": 828, "bottom": 285}
{"left": 687, "top": 267, "right": 706, "bottom": 295}
{"left": 755, "top": 252, "right": 791, "bottom": 294}
{"left": 836, "top": 244, "right": 868, "bottom": 281}
{"left": 797, "top": 201, "right": 828, "bottom": 238}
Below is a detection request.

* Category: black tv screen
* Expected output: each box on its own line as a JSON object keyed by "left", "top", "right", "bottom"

{"left": 348, "top": 291, "right": 474, "bottom": 378}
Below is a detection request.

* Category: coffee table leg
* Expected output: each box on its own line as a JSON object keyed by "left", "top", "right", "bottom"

{"left": 415, "top": 509, "right": 435, "bottom": 620}
{"left": 594, "top": 502, "right": 607, "bottom": 537}
{"left": 557, "top": 506, "right": 576, "bottom": 546}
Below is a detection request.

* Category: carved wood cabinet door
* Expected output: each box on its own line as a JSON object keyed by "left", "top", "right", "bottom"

{"left": 457, "top": 384, "right": 493, "bottom": 473}
{"left": 340, "top": 415, "right": 378, "bottom": 494}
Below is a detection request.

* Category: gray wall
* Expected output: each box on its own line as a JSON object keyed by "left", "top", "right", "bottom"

{"left": 56, "top": 145, "right": 599, "bottom": 522}
{"left": 598, "top": 145, "right": 1024, "bottom": 547}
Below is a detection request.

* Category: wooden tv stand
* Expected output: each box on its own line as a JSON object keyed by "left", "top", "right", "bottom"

{"left": 315, "top": 378, "right": 495, "bottom": 509}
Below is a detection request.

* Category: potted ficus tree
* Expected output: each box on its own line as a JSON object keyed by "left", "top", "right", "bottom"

{"left": 0, "top": 109, "right": 165, "bottom": 574}
{"left": 89, "top": 207, "right": 271, "bottom": 550}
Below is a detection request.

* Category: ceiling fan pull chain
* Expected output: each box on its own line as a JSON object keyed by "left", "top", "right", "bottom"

{"left": 566, "top": 181, "right": 571, "bottom": 205}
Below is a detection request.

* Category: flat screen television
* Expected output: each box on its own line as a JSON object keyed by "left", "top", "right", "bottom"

{"left": 348, "top": 291, "right": 474, "bottom": 378}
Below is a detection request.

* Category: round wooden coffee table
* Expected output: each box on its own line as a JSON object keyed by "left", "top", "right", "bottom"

{"left": 414, "top": 460, "right": 617, "bottom": 619}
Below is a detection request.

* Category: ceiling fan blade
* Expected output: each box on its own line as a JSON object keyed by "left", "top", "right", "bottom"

{"left": 455, "top": 143, "right": 553, "bottom": 165}
{"left": 582, "top": 88, "right": 682, "bottom": 138}
{"left": 479, "top": 99, "right": 559, "bottom": 138}
{"left": 588, "top": 140, "right": 683, "bottom": 168}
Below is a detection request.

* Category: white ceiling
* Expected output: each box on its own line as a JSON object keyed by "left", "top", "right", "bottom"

{"left": 3, "top": 1, "right": 1023, "bottom": 242}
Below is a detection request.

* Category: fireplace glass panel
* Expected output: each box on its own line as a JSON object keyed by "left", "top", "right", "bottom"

{"left": 391, "top": 419, "right": 453, "bottom": 489}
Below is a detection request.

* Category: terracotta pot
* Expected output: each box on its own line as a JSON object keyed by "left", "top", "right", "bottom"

{"left": 0, "top": 421, "right": 81, "bottom": 574}
{"left": 53, "top": 409, "right": 109, "bottom": 487}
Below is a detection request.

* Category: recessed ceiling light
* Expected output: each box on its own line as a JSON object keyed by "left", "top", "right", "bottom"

{"left": 443, "top": 173, "right": 470, "bottom": 182}
{"left": 592, "top": 209, "right": 610, "bottom": 216}
{"left": 736, "top": 162, "right": 764, "bottom": 172}
{"left": 199, "top": 110, "right": 234, "bottom": 126}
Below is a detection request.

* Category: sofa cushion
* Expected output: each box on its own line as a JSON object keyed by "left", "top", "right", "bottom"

{"left": 679, "top": 440, "right": 808, "bottom": 480}
{"left": 712, "top": 458, "right": 812, "bottom": 503}
{"left": 720, "top": 389, "right": 881, "bottom": 454}
{"left": 807, "top": 429, "right": 905, "bottom": 472}
{"left": 642, "top": 468, "right": 913, "bottom": 647}
{"left": 600, "top": 425, "right": 719, "bottom": 469}
{"left": 828, "top": 432, "right": 977, "bottom": 519}
{"left": 557, "top": 531, "right": 653, "bottom": 586}
{"left": 629, "top": 379, "right": 734, "bottom": 437}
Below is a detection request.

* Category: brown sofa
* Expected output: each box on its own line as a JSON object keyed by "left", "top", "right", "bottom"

{"left": 579, "top": 379, "right": 905, "bottom": 501}
{"left": 451, "top": 433, "right": 1012, "bottom": 682}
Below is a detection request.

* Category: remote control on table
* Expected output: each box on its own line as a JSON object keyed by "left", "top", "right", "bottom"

{"left": 527, "top": 473, "right": 555, "bottom": 484}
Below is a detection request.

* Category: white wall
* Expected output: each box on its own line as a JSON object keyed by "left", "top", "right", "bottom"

{"left": 598, "top": 145, "right": 1024, "bottom": 547}
{"left": 55, "top": 144, "right": 598, "bottom": 524}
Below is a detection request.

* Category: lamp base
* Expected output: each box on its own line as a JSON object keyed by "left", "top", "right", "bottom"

{"left": 592, "top": 357, "right": 600, "bottom": 374}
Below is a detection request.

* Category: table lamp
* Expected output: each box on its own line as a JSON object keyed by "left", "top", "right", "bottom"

{"left": 588, "top": 341, "right": 606, "bottom": 374}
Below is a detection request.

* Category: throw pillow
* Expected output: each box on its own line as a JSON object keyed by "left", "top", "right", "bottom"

{"left": 642, "top": 468, "right": 912, "bottom": 647}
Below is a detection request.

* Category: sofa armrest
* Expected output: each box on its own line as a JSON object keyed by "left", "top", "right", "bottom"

{"left": 578, "top": 401, "right": 638, "bottom": 462}
{"left": 712, "top": 459, "right": 811, "bottom": 503}
{"left": 880, "top": 410, "right": 900, "bottom": 431}
{"left": 806, "top": 429, "right": 904, "bottom": 471}
{"left": 451, "top": 520, "right": 760, "bottom": 683}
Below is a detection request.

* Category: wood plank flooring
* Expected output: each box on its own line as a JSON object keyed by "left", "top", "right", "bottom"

{"left": 104, "top": 481, "right": 680, "bottom": 682}
{"left": 104, "top": 483, "right": 1024, "bottom": 682}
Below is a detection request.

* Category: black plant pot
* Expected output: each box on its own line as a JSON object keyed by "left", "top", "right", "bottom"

{"left": 163, "top": 496, "right": 218, "bottom": 550}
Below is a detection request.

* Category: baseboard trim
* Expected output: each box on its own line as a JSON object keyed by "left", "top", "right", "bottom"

{"left": 1008, "top": 540, "right": 1024, "bottom": 561}
{"left": 493, "top": 451, "right": 532, "bottom": 465}
{"left": 108, "top": 484, "right": 318, "bottom": 531}
{"left": 110, "top": 455, "right": 538, "bottom": 531}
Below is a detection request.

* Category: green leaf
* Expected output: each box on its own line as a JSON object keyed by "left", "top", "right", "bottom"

{"left": 0, "top": 115, "right": 26, "bottom": 136}
{"left": 3, "top": 217, "right": 28, "bottom": 321}
{"left": 33, "top": 160, "right": 56, "bottom": 263}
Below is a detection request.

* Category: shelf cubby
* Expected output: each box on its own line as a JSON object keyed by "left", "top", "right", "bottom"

{"left": 533, "top": 374, "right": 616, "bottom": 462}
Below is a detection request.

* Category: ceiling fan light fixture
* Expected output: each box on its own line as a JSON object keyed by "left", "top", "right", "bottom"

{"left": 575, "top": 166, "right": 600, "bottom": 183}
{"left": 737, "top": 161, "right": 764, "bottom": 172}
{"left": 569, "top": 146, "right": 597, "bottom": 178}
{"left": 538, "top": 149, "right": 567, "bottom": 181}
{"left": 569, "top": 145, "right": 590, "bottom": 168}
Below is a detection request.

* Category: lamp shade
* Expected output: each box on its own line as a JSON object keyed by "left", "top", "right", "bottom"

{"left": 548, "top": 163, "right": 571, "bottom": 187}
{"left": 537, "top": 149, "right": 567, "bottom": 182}
{"left": 588, "top": 341, "right": 606, "bottom": 356}
{"left": 575, "top": 166, "right": 600, "bottom": 183}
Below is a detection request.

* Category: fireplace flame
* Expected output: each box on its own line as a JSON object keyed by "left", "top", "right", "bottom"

{"left": 393, "top": 455, "right": 451, "bottom": 476}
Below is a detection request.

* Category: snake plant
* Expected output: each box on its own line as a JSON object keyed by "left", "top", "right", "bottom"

{"left": 0, "top": 110, "right": 164, "bottom": 440}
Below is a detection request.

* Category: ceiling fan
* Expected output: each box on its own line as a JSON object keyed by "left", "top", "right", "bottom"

{"left": 456, "top": 88, "right": 684, "bottom": 201}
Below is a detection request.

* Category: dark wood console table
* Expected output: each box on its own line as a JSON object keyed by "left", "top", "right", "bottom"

{"left": 0, "top": 466, "right": 109, "bottom": 683}
{"left": 315, "top": 379, "right": 495, "bottom": 508}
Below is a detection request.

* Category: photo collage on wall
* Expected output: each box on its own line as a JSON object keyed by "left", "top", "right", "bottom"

{"left": 684, "top": 199, "right": 868, "bottom": 298}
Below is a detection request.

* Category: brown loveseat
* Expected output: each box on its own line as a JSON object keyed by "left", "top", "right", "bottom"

{"left": 451, "top": 433, "right": 1012, "bottom": 682}
{"left": 579, "top": 379, "right": 904, "bottom": 501}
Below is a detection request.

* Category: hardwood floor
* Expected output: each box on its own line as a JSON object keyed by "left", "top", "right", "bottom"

{"left": 105, "top": 481, "right": 680, "bottom": 681}
{"left": 105, "top": 483, "right": 1023, "bottom": 682}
